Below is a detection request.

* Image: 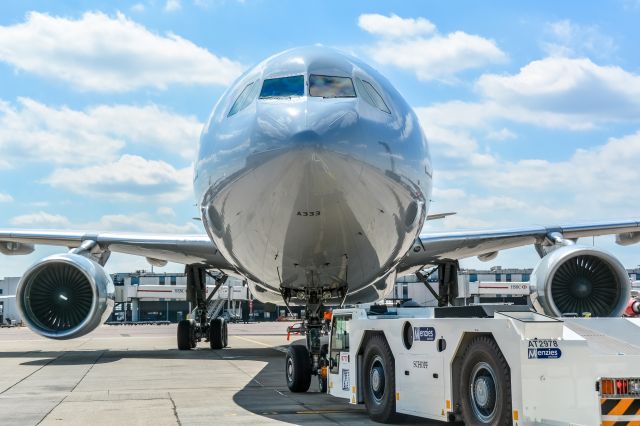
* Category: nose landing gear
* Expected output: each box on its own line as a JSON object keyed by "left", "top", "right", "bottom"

{"left": 282, "top": 289, "right": 333, "bottom": 394}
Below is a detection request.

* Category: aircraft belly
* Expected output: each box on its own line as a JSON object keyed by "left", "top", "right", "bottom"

{"left": 202, "top": 147, "right": 424, "bottom": 304}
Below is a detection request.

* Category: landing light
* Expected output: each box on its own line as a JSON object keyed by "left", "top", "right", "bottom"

{"left": 59, "top": 294, "right": 68, "bottom": 301}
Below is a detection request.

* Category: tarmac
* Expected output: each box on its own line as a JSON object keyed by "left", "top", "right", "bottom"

{"left": 0, "top": 322, "right": 439, "bottom": 425}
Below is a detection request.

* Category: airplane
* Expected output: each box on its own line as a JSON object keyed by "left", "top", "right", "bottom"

{"left": 1, "top": 45, "right": 639, "bottom": 397}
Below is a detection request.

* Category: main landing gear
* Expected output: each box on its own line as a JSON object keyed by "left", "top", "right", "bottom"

{"left": 177, "top": 265, "right": 229, "bottom": 350}
{"left": 177, "top": 316, "right": 228, "bottom": 350}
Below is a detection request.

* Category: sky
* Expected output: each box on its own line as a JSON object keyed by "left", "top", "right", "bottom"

{"left": 2, "top": 0, "right": 640, "bottom": 278}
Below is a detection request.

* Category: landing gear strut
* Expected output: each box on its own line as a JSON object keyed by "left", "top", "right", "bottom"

{"left": 177, "top": 265, "right": 229, "bottom": 350}
{"left": 416, "top": 261, "right": 459, "bottom": 307}
{"left": 282, "top": 289, "right": 332, "bottom": 393}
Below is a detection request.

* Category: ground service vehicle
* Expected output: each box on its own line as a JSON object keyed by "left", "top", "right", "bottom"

{"left": 316, "top": 305, "right": 640, "bottom": 425}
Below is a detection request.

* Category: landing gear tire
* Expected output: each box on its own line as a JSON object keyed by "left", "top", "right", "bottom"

{"left": 177, "top": 319, "right": 195, "bottom": 350}
{"left": 209, "top": 318, "right": 224, "bottom": 349}
{"left": 460, "top": 336, "right": 512, "bottom": 426}
{"left": 222, "top": 320, "right": 228, "bottom": 348}
{"left": 285, "top": 345, "right": 312, "bottom": 393}
{"left": 363, "top": 334, "right": 396, "bottom": 423}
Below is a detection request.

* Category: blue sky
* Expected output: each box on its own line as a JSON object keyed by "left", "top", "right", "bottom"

{"left": 2, "top": 0, "right": 640, "bottom": 277}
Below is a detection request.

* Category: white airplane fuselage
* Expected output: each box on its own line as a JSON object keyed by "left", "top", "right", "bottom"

{"left": 194, "top": 47, "right": 432, "bottom": 305}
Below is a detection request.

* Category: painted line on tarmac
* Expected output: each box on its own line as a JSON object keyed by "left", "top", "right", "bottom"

{"left": 234, "top": 336, "right": 288, "bottom": 353}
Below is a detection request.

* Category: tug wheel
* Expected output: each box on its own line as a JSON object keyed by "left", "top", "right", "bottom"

{"left": 363, "top": 334, "right": 396, "bottom": 423}
{"left": 177, "top": 319, "right": 195, "bottom": 350}
{"left": 460, "top": 336, "right": 512, "bottom": 425}
{"left": 285, "top": 345, "right": 311, "bottom": 392}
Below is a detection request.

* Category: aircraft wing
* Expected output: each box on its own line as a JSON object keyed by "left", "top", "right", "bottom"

{"left": 0, "top": 229, "right": 233, "bottom": 270}
{"left": 398, "top": 219, "right": 640, "bottom": 273}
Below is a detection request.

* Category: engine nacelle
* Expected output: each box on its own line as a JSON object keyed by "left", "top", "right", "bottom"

{"left": 529, "top": 245, "right": 630, "bottom": 317}
{"left": 16, "top": 253, "right": 114, "bottom": 339}
{"left": 0, "top": 241, "right": 34, "bottom": 255}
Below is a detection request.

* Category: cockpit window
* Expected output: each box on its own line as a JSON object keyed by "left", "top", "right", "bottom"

{"left": 228, "top": 81, "right": 260, "bottom": 117}
{"left": 309, "top": 75, "right": 356, "bottom": 98}
{"left": 259, "top": 75, "right": 304, "bottom": 98}
{"left": 355, "top": 78, "right": 391, "bottom": 114}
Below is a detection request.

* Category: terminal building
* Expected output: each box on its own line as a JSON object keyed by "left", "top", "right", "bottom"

{"left": 109, "top": 272, "right": 258, "bottom": 323}
{"left": 0, "top": 276, "right": 19, "bottom": 325}
{"left": 396, "top": 266, "right": 535, "bottom": 306}
{"left": 2, "top": 266, "right": 640, "bottom": 324}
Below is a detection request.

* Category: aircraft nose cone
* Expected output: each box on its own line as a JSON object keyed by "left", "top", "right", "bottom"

{"left": 255, "top": 98, "right": 359, "bottom": 149}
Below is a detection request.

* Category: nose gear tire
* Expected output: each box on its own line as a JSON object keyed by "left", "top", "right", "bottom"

{"left": 285, "top": 345, "right": 312, "bottom": 392}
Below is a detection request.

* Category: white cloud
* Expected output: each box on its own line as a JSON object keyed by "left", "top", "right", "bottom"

{"left": 46, "top": 155, "right": 193, "bottom": 202}
{"left": 419, "top": 100, "right": 597, "bottom": 132}
{"left": 157, "top": 206, "right": 177, "bottom": 217}
{"left": 131, "top": 3, "right": 145, "bottom": 12}
{"left": 165, "top": 0, "right": 182, "bottom": 11}
{"left": 10, "top": 211, "right": 71, "bottom": 227}
{"left": 428, "top": 130, "right": 640, "bottom": 233}
{"left": 81, "top": 103, "right": 202, "bottom": 159}
{"left": 483, "top": 131, "right": 640, "bottom": 203}
{"left": 0, "top": 11, "right": 243, "bottom": 91}
{"left": 417, "top": 57, "right": 640, "bottom": 132}
{"left": 0, "top": 193, "right": 13, "bottom": 202}
{"left": 423, "top": 124, "right": 478, "bottom": 156}
{"left": 0, "top": 98, "right": 202, "bottom": 165}
{"left": 359, "top": 14, "right": 506, "bottom": 81}
{"left": 542, "top": 20, "right": 617, "bottom": 59}
{"left": 89, "top": 213, "right": 199, "bottom": 233}
{"left": 358, "top": 14, "right": 436, "bottom": 38}
{"left": 8, "top": 211, "right": 199, "bottom": 234}
{"left": 476, "top": 57, "right": 640, "bottom": 120}
{"left": 486, "top": 128, "right": 517, "bottom": 141}
{"left": 0, "top": 98, "right": 123, "bottom": 166}
{"left": 417, "top": 78, "right": 640, "bottom": 238}
{"left": 431, "top": 187, "right": 466, "bottom": 201}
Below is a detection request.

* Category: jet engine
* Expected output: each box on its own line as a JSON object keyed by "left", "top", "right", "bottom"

{"left": 16, "top": 253, "right": 114, "bottom": 339}
{"left": 529, "top": 245, "right": 630, "bottom": 317}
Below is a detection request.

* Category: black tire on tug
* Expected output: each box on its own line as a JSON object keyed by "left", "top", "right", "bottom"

{"left": 460, "top": 336, "right": 512, "bottom": 426}
{"left": 177, "top": 319, "right": 193, "bottom": 350}
{"left": 363, "top": 334, "right": 396, "bottom": 423}
{"left": 209, "top": 318, "right": 224, "bottom": 349}
{"left": 285, "top": 345, "right": 312, "bottom": 393}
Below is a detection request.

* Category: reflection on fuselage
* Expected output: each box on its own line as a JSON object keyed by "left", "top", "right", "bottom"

{"left": 194, "top": 46, "right": 432, "bottom": 305}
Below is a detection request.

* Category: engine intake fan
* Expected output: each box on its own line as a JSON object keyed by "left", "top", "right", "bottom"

{"left": 529, "top": 246, "right": 630, "bottom": 317}
{"left": 16, "top": 253, "right": 114, "bottom": 339}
